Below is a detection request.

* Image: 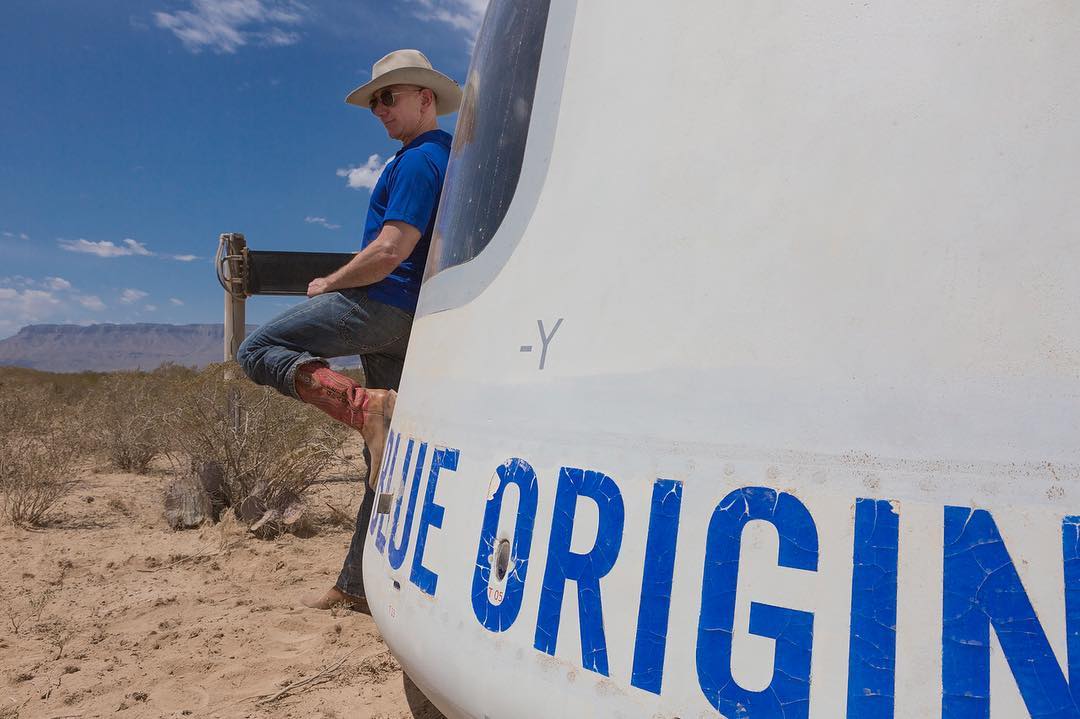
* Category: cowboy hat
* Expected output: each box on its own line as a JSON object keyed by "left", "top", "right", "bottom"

{"left": 345, "top": 49, "right": 462, "bottom": 116}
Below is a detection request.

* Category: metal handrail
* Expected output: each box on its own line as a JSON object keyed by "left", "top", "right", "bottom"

{"left": 215, "top": 233, "right": 248, "bottom": 299}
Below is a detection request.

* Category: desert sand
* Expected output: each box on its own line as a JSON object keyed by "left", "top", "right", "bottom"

{"left": 0, "top": 440, "right": 443, "bottom": 719}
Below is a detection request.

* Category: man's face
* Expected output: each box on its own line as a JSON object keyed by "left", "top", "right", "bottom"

{"left": 371, "top": 84, "right": 428, "bottom": 141}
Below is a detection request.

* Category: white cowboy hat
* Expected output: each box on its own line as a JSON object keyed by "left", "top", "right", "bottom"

{"left": 345, "top": 49, "right": 462, "bottom": 116}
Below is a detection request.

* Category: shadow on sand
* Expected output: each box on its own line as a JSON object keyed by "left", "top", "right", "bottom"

{"left": 403, "top": 672, "right": 447, "bottom": 719}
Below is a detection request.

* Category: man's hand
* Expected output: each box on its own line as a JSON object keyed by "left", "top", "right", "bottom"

{"left": 307, "top": 277, "right": 333, "bottom": 297}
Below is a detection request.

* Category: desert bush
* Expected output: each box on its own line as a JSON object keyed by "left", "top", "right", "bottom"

{"left": 163, "top": 363, "right": 347, "bottom": 532}
{"left": 83, "top": 372, "right": 164, "bottom": 473}
{"left": 81, "top": 365, "right": 197, "bottom": 473}
{"left": 0, "top": 387, "right": 80, "bottom": 526}
{"left": 0, "top": 437, "right": 77, "bottom": 526}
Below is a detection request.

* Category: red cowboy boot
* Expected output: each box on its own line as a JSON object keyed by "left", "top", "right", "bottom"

{"left": 295, "top": 363, "right": 396, "bottom": 488}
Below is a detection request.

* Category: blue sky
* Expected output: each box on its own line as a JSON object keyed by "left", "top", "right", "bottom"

{"left": 0, "top": 0, "right": 484, "bottom": 338}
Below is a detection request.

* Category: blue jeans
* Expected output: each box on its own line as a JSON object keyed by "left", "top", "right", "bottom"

{"left": 236, "top": 288, "right": 414, "bottom": 398}
{"left": 236, "top": 289, "right": 414, "bottom": 599}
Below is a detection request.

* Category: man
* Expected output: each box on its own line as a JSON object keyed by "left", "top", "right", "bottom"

{"left": 236, "top": 49, "right": 461, "bottom": 611}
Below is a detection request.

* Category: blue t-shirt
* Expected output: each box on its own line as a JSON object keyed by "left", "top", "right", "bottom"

{"left": 362, "top": 129, "right": 452, "bottom": 312}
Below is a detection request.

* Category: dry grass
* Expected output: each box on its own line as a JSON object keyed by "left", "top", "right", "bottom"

{"left": 0, "top": 363, "right": 348, "bottom": 534}
{"left": 0, "top": 365, "right": 112, "bottom": 398}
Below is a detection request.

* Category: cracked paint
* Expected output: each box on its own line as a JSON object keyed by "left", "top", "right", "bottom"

{"left": 697, "top": 486, "right": 818, "bottom": 719}
{"left": 387, "top": 440, "right": 428, "bottom": 571}
{"left": 942, "top": 507, "right": 1080, "bottom": 718}
{"left": 631, "top": 478, "right": 683, "bottom": 695}
{"left": 472, "top": 458, "right": 539, "bottom": 632}
{"left": 408, "top": 446, "right": 459, "bottom": 595}
{"left": 847, "top": 498, "right": 899, "bottom": 718}
{"left": 534, "top": 467, "right": 625, "bottom": 676}
{"left": 369, "top": 431, "right": 402, "bottom": 544}
{"left": 366, "top": 434, "right": 1080, "bottom": 718}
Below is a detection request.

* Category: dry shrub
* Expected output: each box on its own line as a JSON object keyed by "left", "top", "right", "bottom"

{"left": 0, "top": 438, "right": 75, "bottom": 527}
{"left": 0, "top": 386, "right": 80, "bottom": 527}
{"left": 84, "top": 368, "right": 183, "bottom": 473}
{"left": 79, "top": 364, "right": 197, "bottom": 474}
{"left": 163, "top": 362, "right": 347, "bottom": 531}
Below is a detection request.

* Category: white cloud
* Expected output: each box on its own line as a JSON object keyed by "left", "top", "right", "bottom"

{"left": 258, "top": 26, "right": 300, "bottom": 47}
{"left": 2, "top": 231, "right": 30, "bottom": 241}
{"left": 0, "top": 277, "right": 111, "bottom": 334}
{"left": 59, "top": 237, "right": 153, "bottom": 258}
{"left": 0, "top": 288, "right": 62, "bottom": 325}
{"left": 337, "top": 154, "right": 389, "bottom": 191}
{"left": 412, "top": 0, "right": 487, "bottom": 37}
{"left": 154, "top": 0, "right": 307, "bottom": 54}
{"left": 57, "top": 237, "right": 200, "bottom": 263}
{"left": 144, "top": 304, "right": 158, "bottom": 312}
{"left": 77, "top": 295, "right": 107, "bottom": 311}
{"left": 170, "top": 297, "right": 185, "bottom": 306}
{"left": 305, "top": 216, "right": 341, "bottom": 230}
{"left": 120, "top": 288, "right": 149, "bottom": 304}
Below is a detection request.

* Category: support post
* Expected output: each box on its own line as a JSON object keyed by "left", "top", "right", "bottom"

{"left": 221, "top": 233, "right": 248, "bottom": 376}
{"left": 220, "top": 233, "right": 247, "bottom": 436}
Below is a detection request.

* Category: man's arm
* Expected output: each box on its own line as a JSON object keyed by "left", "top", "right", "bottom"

{"left": 307, "top": 220, "right": 422, "bottom": 297}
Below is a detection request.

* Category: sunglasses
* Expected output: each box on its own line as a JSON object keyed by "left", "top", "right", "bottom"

{"left": 369, "top": 87, "right": 423, "bottom": 112}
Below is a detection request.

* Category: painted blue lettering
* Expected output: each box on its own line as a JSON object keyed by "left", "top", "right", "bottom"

{"left": 847, "top": 498, "right": 899, "bottom": 719}
{"left": 471, "top": 458, "right": 539, "bottom": 632}
{"left": 631, "top": 478, "right": 683, "bottom": 695}
{"left": 1065, "top": 516, "right": 1080, "bottom": 700}
{"left": 387, "top": 441, "right": 428, "bottom": 570}
{"left": 697, "top": 486, "right": 818, "bottom": 718}
{"left": 376, "top": 436, "right": 413, "bottom": 555}
{"left": 942, "top": 506, "right": 1080, "bottom": 718}
{"left": 409, "top": 447, "right": 458, "bottom": 596}
{"left": 368, "top": 430, "right": 401, "bottom": 540}
{"left": 534, "top": 467, "right": 625, "bottom": 676}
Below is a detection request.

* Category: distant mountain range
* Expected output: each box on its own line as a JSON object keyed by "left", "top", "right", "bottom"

{"left": 0, "top": 323, "right": 363, "bottom": 373}
{"left": 0, "top": 324, "right": 253, "bottom": 372}
{"left": 0, "top": 323, "right": 364, "bottom": 374}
